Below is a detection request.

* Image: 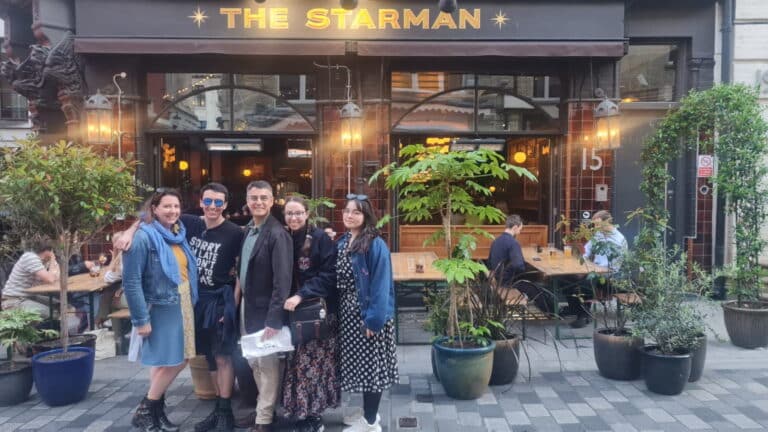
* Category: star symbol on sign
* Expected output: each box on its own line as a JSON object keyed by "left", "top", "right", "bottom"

{"left": 491, "top": 11, "right": 509, "bottom": 30}
{"left": 189, "top": 7, "right": 208, "bottom": 28}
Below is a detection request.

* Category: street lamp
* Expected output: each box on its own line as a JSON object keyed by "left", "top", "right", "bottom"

{"left": 593, "top": 88, "right": 621, "bottom": 150}
{"left": 84, "top": 90, "right": 112, "bottom": 146}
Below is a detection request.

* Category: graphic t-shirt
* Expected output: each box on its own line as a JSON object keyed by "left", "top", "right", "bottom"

{"left": 181, "top": 214, "right": 244, "bottom": 291}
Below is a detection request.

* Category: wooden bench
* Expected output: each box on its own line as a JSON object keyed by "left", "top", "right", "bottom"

{"left": 398, "top": 224, "right": 548, "bottom": 259}
{"left": 108, "top": 308, "right": 131, "bottom": 355}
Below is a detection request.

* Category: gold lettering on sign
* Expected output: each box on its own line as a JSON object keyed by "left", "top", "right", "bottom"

{"left": 351, "top": 8, "right": 376, "bottom": 29}
{"left": 220, "top": 8, "right": 242, "bottom": 29}
{"left": 431, "top": 12, "right": 457, "bottom": 29}
{"left": 243, "top": 8, "right": 266, "bottom": 29}
{"left": 459, "top": 9, "right": 481, "bottom": 29}
{"left": 403, "top": 9, "right": 429, "bottom": 29}
{"left": 306, "top": 8, "right": 330, "bottom": 29}
{"left": 270, "top": 8, "right": 289, "bottom": 29}
{"left": 330, "top": 8, "right": 351, "bottom": 29}
{"left": 378, "top": 9, "right": 400, "bottom": 29}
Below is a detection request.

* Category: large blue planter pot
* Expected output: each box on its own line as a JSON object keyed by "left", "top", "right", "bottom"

{"left": 32, "top": 347, "right": 95, "bottom": 406}
{"left": 433, "top": 337, "right": 495, "bottom": 400}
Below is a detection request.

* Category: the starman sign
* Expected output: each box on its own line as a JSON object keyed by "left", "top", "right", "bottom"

{"left": 75, "top": 0, "right": 625, "bottom": 42}
{"left": 190, "top": 7, "right": 508, "bottom": 31}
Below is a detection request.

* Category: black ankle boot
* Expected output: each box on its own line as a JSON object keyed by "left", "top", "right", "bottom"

{"left": 154, "top": 394, "right": 180, "bottom": 432}
{"left": 132, "top": 397, "right": 160, "bottom": 432}
{"left": 194, "top": 397, "right": 221, "bottom": 432}
{"left": 213, "top": 398, "right": 235, "bottom": 432}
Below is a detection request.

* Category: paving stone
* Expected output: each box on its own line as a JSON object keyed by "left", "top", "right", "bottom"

{"left": 540, "top": 397, "right": 567, "bottom": 410}
{"left": 687, "top": 389, "right": 718, "bottom": 402}
{"left": 410, "top": 401, "right": 433, "bottom": 413}
{"left": 18, "top": 416, "right": 56, "bottom": 430}
{"left": 533, "top": 387, "right": 557, "bottom": 399}
{"left": 549, "top": 409, "right": 578, "bottom": 424}
{"left": 483, "top": 417, "right": 511, "bottom": 432}
{"left": 737, "top": 404, "right": 768, "bottom": 421}
{"left": 689, "top": 407, "right": 725, "bottom": 423}
{"left": 456, "top": 412, "right": 482, "bottom": 427}
{"left": 612, "top": 402, "right": 641, "bottom": 416}
{"left": 653, "top": 401, "right": 692, "bottom": 415}
{"left": 674, "top": 414, "right": 711, "bottom": 430}
{"left": 476, "top": 392, "right": 498, "bottom": 405}
{"left": 453, "top": 400, "right": 478, "bottom": 413}
{"left": 83, "top": 421, "right": 112, "bottom": 432}
{"left": 564, "top": 375, "right": 589, "bottom": 387}
{"left": 641, "top": 408, "right": 676, "bottom": 423}
{"left": 556, "top": 392, "right": 584, "bottom": 404}
{"left": 478, "top": 404, "right": 505, "bottom": 418}
{"left": 504, "top": 410, "right": 531, "bottom": 426}
{"left": 600, "top": 391, "right": 628, "bottom": 403}
{"left": 697, "top": 382, "right": 730, "bottom": 395}
{"left": 609, "top": 423, "right": 638, "bottom": 432}
{"left": 597, "top": 410, "right": 628, "bottom": 425}
{"left": 567, "top": 403, "right": 596, "bottom": 417}
{"left": 55, "top": 409, "right": 88, "bottom": 422}
{"left": 745, "top": 382, "right": 768, "bottom": 395}
{"left": 723, "top": 413, "right": 763, "bottom": 429}
{"left": 530, "top": 416, "right": 562, "bottom": 432}
{"left": 623, "top": 414, "right": 663, "bottom": 430}
{"left": 433, "top": 405, "right": 457, "bottom": 420}
{"left": 516, "top": 393, "right": 541, "bottom": 404}
{"left": 576, "top": 415, "right": 611, "bottom": 431}
{"left": 0, "top": 423, "right": 24, "bottom": 432}
{"left": 584, "top": 397, "right": 613, "bottom": 410}
{"left": 522, "top": 404, "right": 549, "bottom": 418}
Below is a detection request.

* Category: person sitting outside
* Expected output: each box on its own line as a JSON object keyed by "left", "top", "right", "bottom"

{"left": 0, "top": 239, "right": 80, "bottom": 332}
{"left": 95, "top": 231, "right": 128, "bottom": 328}
{"left": 566, "top": 210, "right": 628, "bottom": 328}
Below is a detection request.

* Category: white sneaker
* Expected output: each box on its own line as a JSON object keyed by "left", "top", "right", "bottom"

{"left": 341, "top": 415, "right": 381, "bottom": 432}
{"left": 342, "top": 410, "right": 380, "bottom": 427}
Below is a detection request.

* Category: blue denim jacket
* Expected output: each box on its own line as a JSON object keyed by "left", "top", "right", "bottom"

{"left": 122, "top": 229, "right": 181, "bottom": 327}
{"left": 337, "top": 233, "right": 394, "bottom": 332}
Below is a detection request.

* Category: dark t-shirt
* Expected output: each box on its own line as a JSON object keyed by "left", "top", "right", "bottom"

{"left": 181, "top": 214, "right": 244, "bottom": 291}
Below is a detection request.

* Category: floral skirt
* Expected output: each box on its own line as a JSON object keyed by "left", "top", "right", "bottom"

{"left": 281, "top": 317, "right": 340, "bottom": 420}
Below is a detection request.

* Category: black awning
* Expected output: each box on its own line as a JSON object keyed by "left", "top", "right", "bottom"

{"left": 357, "top": 40, "right": 626, "bottom": 57}
{"left": 74, "top": 38, "right": 348, "bottom": 56}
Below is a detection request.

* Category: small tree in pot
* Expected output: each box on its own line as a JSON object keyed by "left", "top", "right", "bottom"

{"left": 372, "top": 143, "right": 534, "bottom": 399}
{"left": 0, "top": 139, "right": 140, "bottom": 405}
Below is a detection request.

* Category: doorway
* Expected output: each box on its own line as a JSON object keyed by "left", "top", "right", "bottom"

{"left": 151, "top": 134, "right": 314, "bottom": 225}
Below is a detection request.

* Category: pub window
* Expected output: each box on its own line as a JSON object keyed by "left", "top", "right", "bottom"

{"left": 0, "top": 80, "right": 27, "bottom": 121}
{"left": 619, "top": 43, "right": 679, "bottom": 102}
{"left": 192, "top": 85, "right": 206, "bottom": 107}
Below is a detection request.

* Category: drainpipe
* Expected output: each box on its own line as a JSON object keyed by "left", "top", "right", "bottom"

{"left": 713, "top": 0, "right": 733, "bottom": 299}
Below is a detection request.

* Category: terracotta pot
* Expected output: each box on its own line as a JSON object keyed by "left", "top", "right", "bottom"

{"left": 189, "top": 355, "right": 217, "bottom": 400}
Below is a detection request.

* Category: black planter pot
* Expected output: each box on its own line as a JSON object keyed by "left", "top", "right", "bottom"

{"left": 0, "top": 361, "right": 33, "bottom": 406}
{"left": 489, "top": 335, "right": 521, "bottom": 386}
{"left": 641, "top": 345, "right": 691, "bottom": 396}
{"left": 593, "top": 328, "right": 643, "bottom": 381}
{"left": 722, "top": 300, "right": 768, "bottom": 349}
{"left": 688, "top": 334, "right": 707, "bottom": 383}
{"left": 30, "top": 334, "right": 98, "bottom": 356}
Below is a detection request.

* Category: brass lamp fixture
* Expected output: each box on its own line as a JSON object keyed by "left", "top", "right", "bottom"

{"left": 593, "top": 88, "right": 621, "bottom": 150}
{"left": 84, "top": 90, "right": 112, "bottom": 146}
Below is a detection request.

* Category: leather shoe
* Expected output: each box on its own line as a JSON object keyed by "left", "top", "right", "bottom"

{"left": 234, "top": 412, "right": 257, "bottom": 429}
{"left": 248, "top": 424, "right": 272, "bottom": 432}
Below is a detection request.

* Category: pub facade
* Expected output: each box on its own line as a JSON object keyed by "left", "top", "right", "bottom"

{"left": 0, "top": 0, "right": 719, "bottom": 268}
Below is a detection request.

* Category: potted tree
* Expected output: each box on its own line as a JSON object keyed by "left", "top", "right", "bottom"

{"left": 630, "top": 246, "right": 711, "bottom": 395}
{"left": 0, "top": 139, "right": 140, "bottom": 406}
{"left": 640, "top": 85, "right": 768, "bottom": 349}
{"left": 373, "top": 143, "right": 534, "bottom": 399}
{"left": 0, "top": 309, "right": 57, "bottom": 405}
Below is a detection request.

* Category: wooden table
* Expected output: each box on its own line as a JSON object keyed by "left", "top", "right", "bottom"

{"left": 27, "top": 273, "right": 116, "bottom": 330}
{"left": 521, "top": 247, "right": 610, "bottom": 339}
{"left": 391, "top": 252, "right": 445, "bottom": 344}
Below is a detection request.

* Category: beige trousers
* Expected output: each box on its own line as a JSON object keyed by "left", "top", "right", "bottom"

{"left": 250, "top": 353, "right": 285, "bottom": 425}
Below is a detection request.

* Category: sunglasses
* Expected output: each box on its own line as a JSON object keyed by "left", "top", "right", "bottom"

{"left": 202, "top": 198, "right": 225, "bottom": 208}
{"left": 346, "top": 193, "right": 369, "bottom": 201}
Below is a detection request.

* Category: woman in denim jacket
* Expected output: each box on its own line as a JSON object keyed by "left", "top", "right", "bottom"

{"left": 336, "top": 195, "right": 398, "bottom": 432}
{"left": 123, "top": 189, "right": 199, "bottom": 432}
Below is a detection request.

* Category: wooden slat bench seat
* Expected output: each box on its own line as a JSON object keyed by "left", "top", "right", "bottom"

{"left": 108, "top": 308, "right": 131, "bottom": 355}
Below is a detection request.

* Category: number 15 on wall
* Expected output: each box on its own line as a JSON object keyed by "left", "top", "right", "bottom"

{"left": 582, "top": 148, "right": 603, "bottom": 171}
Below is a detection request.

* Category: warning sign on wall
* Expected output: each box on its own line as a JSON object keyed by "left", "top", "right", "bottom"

{"left": 697, "top": 155, "right": 713, "bottom": 178}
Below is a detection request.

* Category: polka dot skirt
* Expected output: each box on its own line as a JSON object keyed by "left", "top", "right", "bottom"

{"left": 337, "top": 250, "right": 399, "bottom": 393}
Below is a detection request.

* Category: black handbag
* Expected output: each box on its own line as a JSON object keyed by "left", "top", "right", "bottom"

{"left": 289, "top": 297, "right": 329, "bottom": 345}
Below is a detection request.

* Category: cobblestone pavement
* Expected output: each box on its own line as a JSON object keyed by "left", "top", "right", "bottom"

{"left": 2, "top": 303, "right": 767, "bottom": 431}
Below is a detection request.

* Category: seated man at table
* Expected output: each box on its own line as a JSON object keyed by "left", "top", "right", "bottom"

{"left": 1, "top": 239, "right": 80, "bottom": 332}
{"left": 565, "top": 210, "right": 628, "bottom": 328}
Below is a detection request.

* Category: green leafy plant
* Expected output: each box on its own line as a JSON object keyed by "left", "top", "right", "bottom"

{"left": 371, "top": 144, "right": 535, "bottom": 346}
{"left": 0, "top": 309, "right": 57, "bottom": 366}
{"left": 639, "top": 84, "right": 768, "bottom": 304}
{"left": 0, "top": 139, "right": 141, "bottom": 351}
{"left": 625, "top": 246, "right": 711, "bottom": 355}
{"left": 295, "top": 194, "right": 336, "bottom": 227}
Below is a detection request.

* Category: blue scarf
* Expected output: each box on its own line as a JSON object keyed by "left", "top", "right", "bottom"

{"left": 140, "top": 220, "right": 199, "bottom": 306}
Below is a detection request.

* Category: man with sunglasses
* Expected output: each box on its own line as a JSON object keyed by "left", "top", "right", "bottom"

{"left": 181, "top": 182, "right": 244, "bottom": 432}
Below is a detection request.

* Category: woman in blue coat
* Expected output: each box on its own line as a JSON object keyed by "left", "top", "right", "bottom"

{"left": 123, "top": 189, "right": 198, "bottom": 432}
{"left": 336, "top": 195, "right": 398, "bottom": 432}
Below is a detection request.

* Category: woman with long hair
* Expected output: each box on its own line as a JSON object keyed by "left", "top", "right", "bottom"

{"left": 122, "top": 189, "right": 198, "bottom": 432}
{"left": 336, "top": 195, "right": 398, "bottom": 432}
{"left": 280, "top": 196, "right": 339, "bottom": 432}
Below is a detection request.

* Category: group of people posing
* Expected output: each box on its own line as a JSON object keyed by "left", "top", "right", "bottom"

{"left": 120, "top": 181, "right": 397, "bottom": 432}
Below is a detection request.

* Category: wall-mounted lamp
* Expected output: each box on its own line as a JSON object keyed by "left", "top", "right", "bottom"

{"left": 438, "top": 0, "right": 459, "bottom": 13}
{"left": 513, "top": 151, "right": 527, "bottom": 164}
{"left": 243, "top": 169, "right": 252, "bottom": 177}
{"left": 113, "top": 72, "right": 127, "bottom": 158}
{"left": 593, "top": 88, "right": 621, "bottom": 150}
{"left": 84, "top": 90, "right": 112, "bottom": 146}
{"left": 178, "top": 160, "right": 189, "bottom": 171}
